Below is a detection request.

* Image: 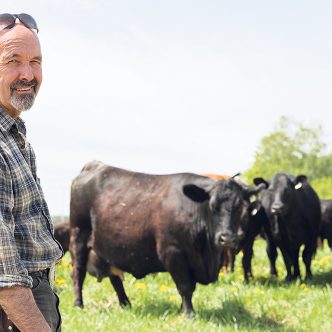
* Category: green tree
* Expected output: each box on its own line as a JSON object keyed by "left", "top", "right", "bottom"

{"left": 244, "top": 116, "right": 332, "bottom": 198}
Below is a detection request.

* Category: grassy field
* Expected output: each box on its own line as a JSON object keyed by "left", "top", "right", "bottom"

{"left": 54, "top": 239, "right": 332, "bottom": 332}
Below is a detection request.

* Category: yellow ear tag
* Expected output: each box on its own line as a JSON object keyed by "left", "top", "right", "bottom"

{"left": 295, "top": 183, "right": 302, "bottom": 190}
{"left": 251, "top": 208, "right": 258, "bottom": 216}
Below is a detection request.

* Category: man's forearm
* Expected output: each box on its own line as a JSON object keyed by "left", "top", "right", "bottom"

{"left": 0, "top": 285, "right": 51, "bottom": 332}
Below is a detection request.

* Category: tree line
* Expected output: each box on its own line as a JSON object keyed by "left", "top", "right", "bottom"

{"left": 244, "top": 116, "right": 332, "bottom": 198}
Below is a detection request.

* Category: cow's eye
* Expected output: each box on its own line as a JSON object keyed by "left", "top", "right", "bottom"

{"left": 212, "top": 204, "right": 220, "bottom": 213}
{"left": 223, "top": 205, "right": 233, "bottom": 213}
{"left": 209, "top": 200, "right": 218, "bottom": 212}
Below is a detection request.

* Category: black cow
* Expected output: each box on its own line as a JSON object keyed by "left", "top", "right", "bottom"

{"left": 254, "top": 173, "right": 321, "bottom": 281}
{"left": 69, "top": 161, "right": 263, "bottom": 317}
{"left": 219, "top": 200, "right": 272, "bottom": 282}
{"left": 237, "top": 200, "right": 272, "bottom": 281}
{"left": 203, "top": 174, "right": 269, "bottom": 280}
{"left": 320, "top": 199, "right": 332, "bottom": 249}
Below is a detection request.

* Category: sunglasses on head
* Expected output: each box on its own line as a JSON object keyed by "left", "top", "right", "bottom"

{"left": 0, "top": 13, "right": 39, "bottom": 33}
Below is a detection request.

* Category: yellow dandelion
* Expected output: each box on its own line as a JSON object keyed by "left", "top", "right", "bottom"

{"left": 253, "top": 287, "right": 262, "bottom": 294}
{"left": 319, "top": 256, "right": 332, "bottom": 267}
{"left": 135, "top": 282, "right": 146, "bottom": 289}
{"left": 322, "top": 255, "right": 331, "bottom": 262}
{"left": 159, "top": 284, "right": 169, "bottom": 292}
{"left": 300, "top": 283, "right": 306, "bottom": 289}
{"left": 169, "top": 295, "right": 177, "bottom": 302}
{"left": 56, "top": 278, "right": 66, "bottom": 286}
{"left": 61, "top": 260, "right": 70, "bottom": 268}
{"left": 237, "top": 275, "right": 243, "bottom": 281}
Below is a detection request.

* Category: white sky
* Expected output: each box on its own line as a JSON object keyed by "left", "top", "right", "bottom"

{"left": 3, "top": 0, "right": 332, "bottom": 215}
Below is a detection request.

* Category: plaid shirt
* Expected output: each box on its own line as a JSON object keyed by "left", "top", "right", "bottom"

{"left": 0, "top": 108, "right": 63, "bottom": 288}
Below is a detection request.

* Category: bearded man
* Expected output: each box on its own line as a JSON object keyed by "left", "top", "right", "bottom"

{"left": 0, "top": 13, "right": 63, "bottom": 332}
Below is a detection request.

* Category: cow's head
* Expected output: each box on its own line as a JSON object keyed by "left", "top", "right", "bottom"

{"left": 254, "top": 173, "right": 307, "bottom": 218}
{"left": 183, "top": 178, "right": 266, "bottom": 249}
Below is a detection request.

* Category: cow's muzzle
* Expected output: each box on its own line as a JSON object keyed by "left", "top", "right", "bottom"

{"left": 219, "top": 234, "right": 237, "bottom": 248}
{"left": 271, "top": 202, "right": 285, "bottom": 215}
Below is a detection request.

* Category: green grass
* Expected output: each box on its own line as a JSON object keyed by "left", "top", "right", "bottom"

{"left": 54, "top": 240, "right": 332, "bottom": 331}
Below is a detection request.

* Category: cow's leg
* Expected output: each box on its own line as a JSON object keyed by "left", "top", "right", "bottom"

{"left": 292, "top": 246, "right": 301, "bottom": 280}
{"left": 220, "top": 249, "right": 228, "bottom": 273}
{"left": 302, "top": 241, "right": 316, "bottom": 280}
{"left": 266, "top": 241, "right": 278, "bottom": 277}
{"left": 110, "top": 276, "right": 131, "bottom": 308}
{"left": 178, "top": 280, "right": 196, "bottom": 319}
{"left": 327, "top": 237, "right": 332, "bottom": 250}
{"left": 162, "top": 249, "right": 196, "bottom": 318}
{"left": 229, "top": 248, "right": 236, "bottom": 273}
{"left": 279, "top": 245, "right": 293, "bottom": 282}
{"left": 242, "top": 239, "right": 254, "bottom": 282}
{"left": 70, "top": 227, "right": 90, "bottom": 307}
{"left": 220, "top": 248, "right": 234, "bottom": 274}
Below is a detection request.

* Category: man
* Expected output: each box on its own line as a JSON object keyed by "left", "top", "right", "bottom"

{"left": 0, "top": 14, "right": 63, "bottom": 331}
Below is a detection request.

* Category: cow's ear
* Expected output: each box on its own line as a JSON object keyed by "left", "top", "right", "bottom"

{"left": 243, "top": 182, "right": 267, "bottom": 200}
{"left": 183, "top": 184, "right": 210, "bottom": 202}
{"left": 253, "top": 177, "right": 269, "bottom": 188}
{"left": 294, "top": 175, "right": 307, "bottom": 189}
{"left": 248, "top": 200, "right": 262, "bottom": 216}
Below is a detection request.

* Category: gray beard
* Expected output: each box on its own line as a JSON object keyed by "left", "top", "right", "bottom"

{"left": 10, "top": 93, "right": 36, "bottom": 112}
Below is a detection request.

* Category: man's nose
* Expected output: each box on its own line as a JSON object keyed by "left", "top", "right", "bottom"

{"left": 18, "top": 63, "right": 34, "bottom": 82}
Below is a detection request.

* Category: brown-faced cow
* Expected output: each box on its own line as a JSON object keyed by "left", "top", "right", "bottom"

{"left": 254, "top": 173, "right": 321, "bottom": 281}
{"left": 69, "top": 161, "right": 263, "bottom": 317}
{"left": 54, "top": 220, "right": 70, "bottom": 253}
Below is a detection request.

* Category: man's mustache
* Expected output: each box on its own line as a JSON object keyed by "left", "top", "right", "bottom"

{"left": 11, "top": 80, "right": 37, "bottom": 90}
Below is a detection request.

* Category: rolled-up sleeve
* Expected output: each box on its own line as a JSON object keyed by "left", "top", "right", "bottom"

{"left": 0, "top": 156, "right": 32, "bottom": 288}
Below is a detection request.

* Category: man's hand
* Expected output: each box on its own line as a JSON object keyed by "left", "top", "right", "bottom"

{"left": 0, "top": 286, "right": 51, "bottom": 332}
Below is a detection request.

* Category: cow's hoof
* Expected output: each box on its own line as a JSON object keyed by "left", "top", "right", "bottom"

{"left": 284, "top": 276, "right": 293, "bottom": 283}
{"left": 74, "top": 301, "right": 84, "bottom": 308}
{"left": 292, "top": 275, "right": 301, "bottom": 282}
{"left": 185, "top": 311, "right": 195, "bottom": 320}
{"left": 120, "top": 300, "right": 131, "bottom": 308}
{"left": 305, "top": 273, "right": 313, "bottom": 280}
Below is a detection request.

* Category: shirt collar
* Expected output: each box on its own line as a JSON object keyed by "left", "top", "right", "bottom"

{"left": 0, "top": 107, "right": 27, "bottom": 136}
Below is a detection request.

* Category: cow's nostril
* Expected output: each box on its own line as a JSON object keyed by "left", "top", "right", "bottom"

{"left": 220, "top": 235, "right": 236, "bottom": 248}
{"left": 271, "top": 203, "right": 283, "bottom": 214}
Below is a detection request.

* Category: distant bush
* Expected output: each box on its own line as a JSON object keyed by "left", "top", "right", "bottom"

{"left": 311, "top": 176, "right": 332, "bottom": 199}
{"left": 244, "top": 117, "right": 332, "bottom": 191}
